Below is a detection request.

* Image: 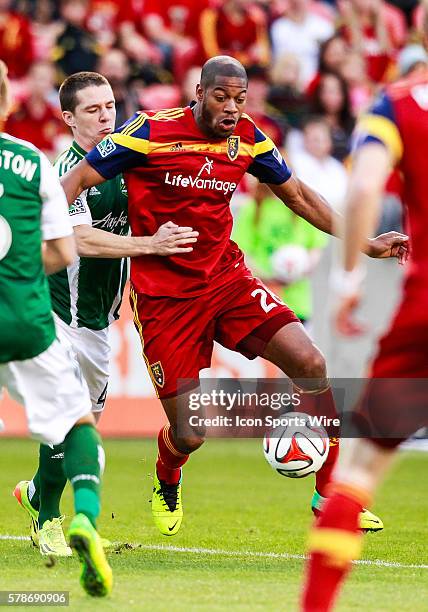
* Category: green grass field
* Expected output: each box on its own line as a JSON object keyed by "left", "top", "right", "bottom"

{"left": 0, "top": 438, "right": 427, "bottom": 611}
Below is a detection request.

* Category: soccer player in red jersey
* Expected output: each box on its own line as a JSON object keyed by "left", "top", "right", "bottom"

{"left": 60, "top": 56, "right": 406, "bottom": 538}
{"left": 301, "top": 23, "right": 428, "bottom": 612}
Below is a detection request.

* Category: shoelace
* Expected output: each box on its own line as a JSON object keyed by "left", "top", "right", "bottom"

{"left": 158, "top": 480, "right": 179, "bottom": 512}
{"left": 45, "top": 515, "right": 68, "bottom": 548}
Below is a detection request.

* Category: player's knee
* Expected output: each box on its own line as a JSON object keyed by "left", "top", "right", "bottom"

{"left": 174, "top": 433, "right": 205, "bottom": 454}
{"left": 296, "top": 348, "right": 326, "bottom": 379}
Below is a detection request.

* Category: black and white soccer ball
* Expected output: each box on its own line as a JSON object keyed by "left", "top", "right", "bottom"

{"left": 263, "top": 412, "right": 329, "bottom": 478}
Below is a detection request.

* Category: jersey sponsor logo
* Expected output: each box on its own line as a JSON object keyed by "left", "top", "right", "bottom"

{"left": 69, "top": 197, "right": 87, "bottom": 216}
{"left": 88, "top": 186, "right": 101, "bottom": 196}
{"left": 96, "top": 136, "right": 116, "bottom": 158}
{"left": 0, "top": 149, "right": 37, "bottom": 182}
{"left": 227, "top": 135, "right": 240, "bottom": 161}
{"left": 164, "top": 157, "right": 237, "bottom": 195}
{"left": 92, "top": 210, "right": 128, "bottom": 233}
{"left": 170, "top": 142, "right": 184, "bottom": 151}
{"left": 150, "top": 361, "right": 165, "bottom": 388}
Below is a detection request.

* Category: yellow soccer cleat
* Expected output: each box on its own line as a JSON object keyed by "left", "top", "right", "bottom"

{"left": 152, "top": 472, "right": 183, "bottom": 536}
{"left": 13, "top": 480, "right": 39, "bottom": 547}
{"left": 359, "top": 507, "right": 384, "bottom": 533}
{"left": 68, "top": 513, "right": 113, "bottom": 597}
{"left": 39, "top": 516, "right": 72, "bottom": 557}
{"left": 311, "top": 490, "right": 384, "bottom": 533}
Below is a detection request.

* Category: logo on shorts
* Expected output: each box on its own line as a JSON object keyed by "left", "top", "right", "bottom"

{"left": 227, "top": 136, "right": 240, "bottom": 161}
{"left": 150, "top": 361, "right": 165, "bottom": 388}
{"left": 96, "top": 136, "right": 116, "bottom": 158}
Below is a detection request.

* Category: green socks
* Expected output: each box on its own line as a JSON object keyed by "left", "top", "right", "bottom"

{"left": 63, "top": 423, "right": 104, "bottom": 527}
{"left": 28, "top": 444, "right": 67, "bottom": 527}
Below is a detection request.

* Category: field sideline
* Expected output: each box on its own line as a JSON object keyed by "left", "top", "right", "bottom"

{"left": 0, "top": 438, "right": 427, "bottom": 611}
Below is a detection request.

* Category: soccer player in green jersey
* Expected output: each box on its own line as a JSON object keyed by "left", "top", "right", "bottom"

{"left": 0, "top": 61, "right": 112, "bottom": 597}
{"left": 13, "top": 71, "right": 198, "bottom": 556}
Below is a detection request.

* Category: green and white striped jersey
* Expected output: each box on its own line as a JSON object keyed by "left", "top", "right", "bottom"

{"left": 0, "top": 132, "right": 72, "bottom": 362}
{"left": 49, "top": 141, "right": 129, "bottom": 330}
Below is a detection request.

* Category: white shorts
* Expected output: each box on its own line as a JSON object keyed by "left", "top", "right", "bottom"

{"left": 0, "top": 339, "right": 91, "bottom": 446}
{"left": 54, "top": 314, "right": 110, "bottom": 414}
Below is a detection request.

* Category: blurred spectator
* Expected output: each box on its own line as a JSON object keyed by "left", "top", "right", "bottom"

{"left": 200, "top": 0, "right": 270, "bottom": 69}
{"left": 142, "top": 0, "right": 210, "bottom": 76}
{"left": 245, "top": 71, "right": 284, "bottom": 146}
{"left": 306, "top": 34, "right": 349, "bottom": 95}
{"left": 233, "top": 183, "right": 328, "bottom": 326}
{"left": 4, "top": 59, "right": 66, "bottom": 158}
{"left": 0, "top": 0, "right": 34, "bottom": 79}
{"left": 54, "top": 0, "right": 100, "bottom": 77}
{"left": 310, "top": 71, "right": 355, "bottom": 160}
{"left": 290, "top": 116, "right": 348, "bottom": 211}
{"left": 338, "top": 0, "right": 407, "bottom": 83}
{"left": 138, "top": 83, "right": 181, "bottom": 110}
{"left": 97, "top": 48, "right": 139, "bottom": 128}
{"left": 30, "top": 0, "right": 63, "bottom": 61}
{"left": 181, "top": 65, "right": 202, "bottom": 105}
{"left": 270, "top": 0, "right": 334, "bottom": 86}
{"left": 398, "top": 43, "right": 428, "bottom": 76}
{"left": 340, "top": 50, "right": 374, "bottom": 114}
{"left": 268, "top": 53, "right": 310, "bottom": 130}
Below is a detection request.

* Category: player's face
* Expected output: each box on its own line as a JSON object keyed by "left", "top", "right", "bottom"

{"left": 198, "top": 76, "right": 247, "bottom": 138}
{"left": 64, "top": 84, "right": 116, "bottom": 149}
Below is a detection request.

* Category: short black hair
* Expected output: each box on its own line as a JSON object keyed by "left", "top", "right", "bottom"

{"left": 59, "top": 71, "right": 109, "bottom": 112}
{"left": 200, "top": 56, "right": 248, "bottom": 88}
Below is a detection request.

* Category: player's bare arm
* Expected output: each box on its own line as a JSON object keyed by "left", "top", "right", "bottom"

{"left": 42, "top": 235, "right": 77, "bottom": 275}
{"left": 267, "top": 175, "right": 408, "bottom": 261}
{"left": 74, "top": 222, "right": 199, "bottom": 258}
{"left": 60, "top": 158, "right": 104, "bottom": 205}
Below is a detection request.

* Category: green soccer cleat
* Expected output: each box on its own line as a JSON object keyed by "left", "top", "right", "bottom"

{"left": 311, "top": 490, "right": 384, "bottom": 533}
{"left": 39, "top": 516, "right": 72, "bottom": 557}
{"left": 152, "top": 471, "right": 183, "bottom": 536}
{"left": 68, "top": 513, "right": 113, "bottom": 597}
{"left": 13, "top": 480, "right": 39, "bottom": 547}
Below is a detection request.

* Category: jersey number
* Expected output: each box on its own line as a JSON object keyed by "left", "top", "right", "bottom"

{"left": 0, "top": 214, "right": 12, "bottom": 261}
{"left": 251, "top": 287, "right": 283, "bottom": 313}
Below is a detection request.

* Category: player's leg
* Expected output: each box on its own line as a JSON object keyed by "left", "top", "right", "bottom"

{"left": 301, "top": 437, "right": 395, "bottom": 612}
{"left": 3, "top": 339, "right": 112, "bottom": 596}
{"left": 16, "top": 322, "right": 110, "bottom": 552}
{"left": 130, "top": 287, "right": 214, "bottom": 536}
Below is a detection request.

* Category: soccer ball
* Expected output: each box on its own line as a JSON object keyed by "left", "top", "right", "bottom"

{"left": 263, "top": 412, "right": 329, "bottom": 478}
{"left": 271, "top": 245, "right": 309, "bottom": 284}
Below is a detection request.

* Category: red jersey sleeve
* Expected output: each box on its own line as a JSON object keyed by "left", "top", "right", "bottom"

{"left": 86, "top": 112, "right": 150, "bottom": 179}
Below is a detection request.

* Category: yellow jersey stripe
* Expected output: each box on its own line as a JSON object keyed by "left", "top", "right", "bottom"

{"left": 307, "top": 528, "right": 362, "bottom": 568}
{"left": 129, "top": 287, "right": 159, "bottom": 397}
{"left": 356, "top": 114, "right": 403, "bottom": 163}
{"left": 122, "top": 112, "right": 147, "bottom": 136}
{"left": 111, "top": 132, "right": 149, "bottom": 154}
{"left": 253, "top": 137, "right": 274, "bottom": 157}
{"left": 151, "top": 108, "right": 185, "bottom": 120}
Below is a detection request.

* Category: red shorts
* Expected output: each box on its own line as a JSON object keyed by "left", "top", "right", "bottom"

{"left": 130, "top": 270, "right": 299, "bottom": 399}
{"left": 358, "top": 286, "right": 428, "bottom": 448}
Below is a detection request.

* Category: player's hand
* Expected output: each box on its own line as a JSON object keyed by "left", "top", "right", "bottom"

{"left": 150, "top": 221, "right": 199, "bottom": 256}
{"left": 333, "top": 291, "right": 368, "bottom": 337}
{"left": 365, "top": 231, "right": 409, "bottom": 263}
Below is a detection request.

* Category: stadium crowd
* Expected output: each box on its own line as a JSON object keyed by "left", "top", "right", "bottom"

{"left": 0, "top": 0, "right": 422, "bottom": 312}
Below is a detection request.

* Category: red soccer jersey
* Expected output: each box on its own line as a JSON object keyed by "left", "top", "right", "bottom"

{"left": 86, "top": 105, "right": 291, "bottom": 297}
{"left": 354, "top": 69, "right": 428, "bottom": 281}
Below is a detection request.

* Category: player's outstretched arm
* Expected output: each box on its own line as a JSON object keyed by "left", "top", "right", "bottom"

{"left": 267, "top": 175, "right": 408, "bottom": 261}
{"left": 60, "top": 159, "right": 105, "bottom": 205}
{"left": 74, "top": 221, "right": 198, "bottom": 258}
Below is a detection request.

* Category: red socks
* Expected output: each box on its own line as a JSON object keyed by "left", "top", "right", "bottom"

{"left": 156, "top": 425, "right": 189, "bottom": 485}
{"left": 315, "top": 437, "right": 340, "bottom": 498}
{"left": 301, "top": 485, "right": 370, "bottom": 612}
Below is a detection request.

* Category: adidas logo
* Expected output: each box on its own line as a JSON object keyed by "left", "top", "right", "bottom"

{"left": 88, "top": 186, "right": 101, "bottom": 196}
{"left": 170, "top": 142, "right": 184, "bottom": 151}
